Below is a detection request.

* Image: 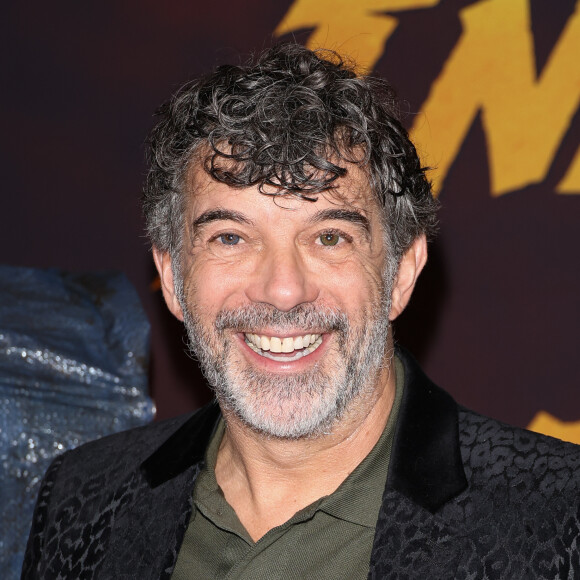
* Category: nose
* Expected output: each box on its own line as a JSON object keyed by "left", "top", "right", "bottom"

{"left": 245, "top": 247, "right": 319, "bottom": 312}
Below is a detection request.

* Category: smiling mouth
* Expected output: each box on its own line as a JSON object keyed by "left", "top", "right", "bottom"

{"left": 244, "top": 333, "right": 323, "bottom": 362}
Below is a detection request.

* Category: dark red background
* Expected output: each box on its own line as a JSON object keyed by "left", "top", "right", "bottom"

{"left": 1, "top": 0, "right": 578, "bottom": 428}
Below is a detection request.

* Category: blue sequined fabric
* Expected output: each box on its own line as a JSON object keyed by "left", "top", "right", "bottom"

{"left": 0, "top": 266, "right": 154, "bottom": 579}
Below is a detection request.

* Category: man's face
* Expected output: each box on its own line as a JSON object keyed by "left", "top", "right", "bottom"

{"left": 171, "top": 164, "right": 395, "bottom": 438}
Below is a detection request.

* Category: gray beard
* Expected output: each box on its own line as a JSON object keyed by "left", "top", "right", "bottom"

{"left": 180, "top": 278, "right": 393, "bottom": 439}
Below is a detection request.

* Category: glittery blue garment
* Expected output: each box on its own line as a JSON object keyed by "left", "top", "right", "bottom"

{"left": 0, "top": 266, "right": 154, "bottom": 579}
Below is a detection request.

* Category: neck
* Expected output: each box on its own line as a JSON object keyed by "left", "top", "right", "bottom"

{"left": 214, "top": 360, "right": 396, "bottom": 540}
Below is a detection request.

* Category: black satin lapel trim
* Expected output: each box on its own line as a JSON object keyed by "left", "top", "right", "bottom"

{"left": 389, "top": 346, "right": 468, "bottom": 513}
{"left": 141, "top": 401, "right": 221, "bottom": 488}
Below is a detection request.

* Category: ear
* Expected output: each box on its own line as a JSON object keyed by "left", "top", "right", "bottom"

{"left": 389, "top": 235, "right": 428, "bottom": 321}
{"left": 152, "top": 247, "right": 184, "bottom": 321}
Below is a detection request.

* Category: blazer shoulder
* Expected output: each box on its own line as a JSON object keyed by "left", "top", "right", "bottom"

{"left": 458, "top": 407, "right": 580, "bottom": 493}
{"left": 21, "top": 407, "right": 211, "bottom": 579}
{"left": 40, "top": 406, "right": 211, "bottom": 496}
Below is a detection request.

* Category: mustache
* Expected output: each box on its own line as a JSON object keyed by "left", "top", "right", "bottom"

{"left": 214, "top": 303, "right": 349, "bottom": 334}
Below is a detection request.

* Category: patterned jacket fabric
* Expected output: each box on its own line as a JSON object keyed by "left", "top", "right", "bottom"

{"left": 22, "top": 348, "right": 580, "bottom": 579}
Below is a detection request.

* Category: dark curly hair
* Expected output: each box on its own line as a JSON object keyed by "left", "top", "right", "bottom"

{"left": 144, "top": 43, "right": 437, "bottom": 263}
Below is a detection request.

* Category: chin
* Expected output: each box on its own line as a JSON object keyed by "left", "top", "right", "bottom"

{"left": 215, "top": 362, "right": 353, "bottom": 439}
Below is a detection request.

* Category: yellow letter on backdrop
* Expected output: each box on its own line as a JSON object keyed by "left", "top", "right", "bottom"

{"left": 275, "top": 0, "right": 439, "bottom": 73}
{"left": 411, "top": 0, "right": 580, "bottom": 196}
{"left": 557, "top": 146, "right": 580, "bottom": 194}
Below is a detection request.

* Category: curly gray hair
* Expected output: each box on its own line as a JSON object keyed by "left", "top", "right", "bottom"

{"left": 143, "top": 43, "right": 438, "bottom": 264}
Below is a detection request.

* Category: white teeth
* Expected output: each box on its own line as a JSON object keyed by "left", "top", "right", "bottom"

{"left": 270, "top": 337, "right": 282, "bottom": 353}
{"left": 310, "top": 336, "right": 322, "bottom": 351}
{"left": 260, "top": 335, "right": 270, "bottom": 351}
{"left": 244, "top": 332, "right": 322, "bottom": 359}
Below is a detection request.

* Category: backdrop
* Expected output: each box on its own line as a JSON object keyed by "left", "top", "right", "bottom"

{"left": 1, "top": 0, "right": 578, "bottom": 440}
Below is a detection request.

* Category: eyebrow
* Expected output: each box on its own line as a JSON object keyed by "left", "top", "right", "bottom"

{"left": 308, "top": 208, "right": 371, "bottom": 234}
{"left": 191, "top": 206, "right": 371, "bottom": 235}
{"left": 192, "top": 208, "right": 255, "bottom": 230}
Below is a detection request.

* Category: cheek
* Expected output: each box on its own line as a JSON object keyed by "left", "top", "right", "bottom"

{"left": 320, "top": 258, "right": 386, "bottom": 313}
{"left": 359, "top": 245, "right": 391, "bottom": 300}
{"left": 182, "top": 255, "right": 251, "bottom": 313}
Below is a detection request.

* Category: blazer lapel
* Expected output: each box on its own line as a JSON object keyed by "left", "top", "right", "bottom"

{"left": 388, "top": 347, "right": 468, "bottom": 511}
{"left": 141, "top": 401, "right": 221, "bottom": 488}
{"left": 368, "top": 347, "right": 469, "bottom": 578}
{"left": 99, "top": 402, "right": 222, "bottom": 579}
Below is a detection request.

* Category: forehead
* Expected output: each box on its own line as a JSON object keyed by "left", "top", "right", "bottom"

{"left": 184, "top": 160, "right": 381, "bottom": 221}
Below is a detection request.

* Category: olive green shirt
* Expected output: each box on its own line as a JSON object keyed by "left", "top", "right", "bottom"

{"left": 172, "top": 356, "right": 404, "bottom": 580}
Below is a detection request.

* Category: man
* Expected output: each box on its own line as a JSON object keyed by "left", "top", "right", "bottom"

{"left": 23, "top": 44, "right": 580, "bottom": 579}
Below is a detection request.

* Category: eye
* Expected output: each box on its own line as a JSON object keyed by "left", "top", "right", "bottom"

{"left": 319, "top": 232, "right": 341, "bottom": 246}
{"left": 218, "top": 233, "right": 241, "bottom": 245}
